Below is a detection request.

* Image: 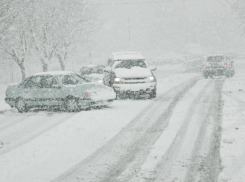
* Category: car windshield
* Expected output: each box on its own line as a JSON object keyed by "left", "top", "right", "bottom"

{"left": 57, "top": 74, "right": 88, "bottom": 85}
{"left": 207, "top": 56, "right": 224, "bottom": 62}
{"left": 81, "top": 65, "right": 104, "bottom": 75}
{"left": 114, "top": 60, "right": 147, "bottom": 69}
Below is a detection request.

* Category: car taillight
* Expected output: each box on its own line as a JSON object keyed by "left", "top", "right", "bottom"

{"left": 224, "top": 63, "right": 227, "bottom": 68}
{"left": 84, "top": 93, "right": 89, "bottom": 97}
{"left": 204, "top": 64, "right": 206, "bottom": 68}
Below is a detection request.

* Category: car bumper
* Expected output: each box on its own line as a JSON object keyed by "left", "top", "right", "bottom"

{"left": 203, "top": 69, "right": 226, "bottom": 76}
{"left": 5, "top": 97, "right": 15, "bottom": 107}
{"left": 78, "top": 90, "right": 116, "bottom": 108}
{"left": 78, "top": 98, "right": 114, "bottom": 108}
{"left": 113, "top": 82, "right": 156, "bottom": 92}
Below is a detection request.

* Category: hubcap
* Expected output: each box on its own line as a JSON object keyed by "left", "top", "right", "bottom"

{"left": 67, "top": 99, "right": 78, "bottom": 111}
{"left": 17, "top": 100, "right": 25, "bottom": 110}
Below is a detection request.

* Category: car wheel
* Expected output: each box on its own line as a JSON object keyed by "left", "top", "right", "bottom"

{"left": 117, "top": 92, "right": 127, "bottom": 100}
{"left": 84, "top": 106, "right": 91, "bottom": 111}
{"left": 150, "top": 88, "right": 157, "bottom": 99}
{"left": 65, "top": 97, "right": 80, "bottom": 112}
{"left": 15, "top": 98, "right": 29, "bottom": 113}
{"left": 128, "top": 92, "right": 135, "bottom": 99}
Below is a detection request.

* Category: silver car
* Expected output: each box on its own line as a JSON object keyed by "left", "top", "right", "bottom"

{"left": 5, "top": 71, "right": 116, "bottom": 112}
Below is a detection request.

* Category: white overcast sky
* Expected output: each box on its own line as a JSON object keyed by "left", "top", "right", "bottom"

{"left": 85, "top": 0, "right": 244, "bottom": 61}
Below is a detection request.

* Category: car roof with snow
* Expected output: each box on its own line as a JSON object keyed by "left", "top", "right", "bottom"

{"left": 34, "top": 71, "right": 75, "bottom": 76}
{"left": 109, "top": 52, "right": 145, "bottom": 60}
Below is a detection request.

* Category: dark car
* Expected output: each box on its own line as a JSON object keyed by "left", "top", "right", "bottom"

{"left": 203, "top": 55, "right": 234, "bottom": 78}
{"left": 80, "top": 65, "right": 105, "bottom": 76}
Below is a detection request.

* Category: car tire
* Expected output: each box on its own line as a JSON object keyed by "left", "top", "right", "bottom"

{"left": 84, "top": 106, "right": 91, "bottom": 111}
{"left": 128, "top": 92, "right": 135, "bottom": 99}
{"left": 117, "top": 92, "right": 127, "bottom": 100}
{"left": 15, "top": 98, "right": 29, "bottom": 113}
{"left": 65, "top": 97, "right": 80, "bottom": 112}
{"left": 150, "top": 88, "right": 157, "bottom": 99}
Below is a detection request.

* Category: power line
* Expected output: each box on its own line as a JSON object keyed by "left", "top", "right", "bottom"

{"left": 89, "top": 0, "right": 172, "bottom": 6}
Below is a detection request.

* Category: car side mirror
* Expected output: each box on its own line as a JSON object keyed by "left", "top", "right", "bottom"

{"left": 104, "top": 67, "right": 112, "bottom": 73}
{"left": 150, "top": 66, "right": 157, "bottom": 71}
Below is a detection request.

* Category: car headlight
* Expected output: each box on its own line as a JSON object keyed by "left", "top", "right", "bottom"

{"left": 148, "top": 76, "right": 155, "bottom": 82}
{"left": 114, "top": 77, "right": 121, "bottom": 83}
{"left": 97, "top": 80, "right": 103, "bottom": 83}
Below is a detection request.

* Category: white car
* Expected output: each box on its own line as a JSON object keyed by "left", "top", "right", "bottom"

{"left": 103, "top": 52, "right": 157, "bottom": 99}
{"left": 5, "top": 71, "right": 116, "bottom": 112}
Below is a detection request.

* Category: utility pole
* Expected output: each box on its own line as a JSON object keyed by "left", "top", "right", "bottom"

{"left": 89, "top": 52, "right": 92, "bottom": 64}
{"left": 128, "top": 15, "right": 132, "bottom": 50}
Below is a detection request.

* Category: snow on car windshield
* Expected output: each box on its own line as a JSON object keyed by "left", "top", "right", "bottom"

{"left": 114, "top": 60, "right": 147, "bottom": 69}
{"left": 207, "top": 56, "right": 224, "bottom": 62}
{"left": 57, "top": 74, "right": 88, "bottom": 85}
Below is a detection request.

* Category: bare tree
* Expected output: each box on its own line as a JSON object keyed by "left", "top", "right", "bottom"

{"left": 30, "top": 0, "right": 98, "bottom": 71}
{"left": 1, "top": 0, "right": 99, "bottom": 81}
{"left": 226, "top": 0, "right": 245, "bottom": 33}
{"left": 1, "top": 0, "right": 33, "bottom": 80}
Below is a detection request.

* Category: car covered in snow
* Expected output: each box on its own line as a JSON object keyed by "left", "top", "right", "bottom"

{"left": 203, "top": 55, "right": 235, "bottom": 78}
{"left": 5, "top": 71, "right": 116, "bottom": 112}
{"left": 103, "top": 52, "right": 157, "bottom": 99}
{"left": 80, "top": 64, "right": 105, "bottom": 76}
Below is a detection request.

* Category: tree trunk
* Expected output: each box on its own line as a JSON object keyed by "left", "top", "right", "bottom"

{"left": 40, "top": 57, "right": 48, "bottom": 72}
{"left": 19, "top": 63, "right": 26, "bottom": 81}
{"left": 57, "top": 54, "right": 66, "bottom": 71}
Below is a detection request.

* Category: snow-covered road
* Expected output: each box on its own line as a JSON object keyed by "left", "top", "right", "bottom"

{"left": 0, "top": 60, "right": 244, "bottom": 182}
{"left": 0, "top": 72, "right": 198, "bottom": 182}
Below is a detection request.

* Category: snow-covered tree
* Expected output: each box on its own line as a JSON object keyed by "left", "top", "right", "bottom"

{"left": 228, "top": 0, "right": 245, "bottom": 33}
{"left": 1, "top": 0, "right": 34, "bottom": 80}
{"left": 30, "top": 0, "right": 98, "bottom": 71}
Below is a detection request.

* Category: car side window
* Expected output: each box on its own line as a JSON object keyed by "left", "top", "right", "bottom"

{"left": 40, "top": 76, "right": 57, "bottom": 88}
{"left": 30, "top": 76, "right": 42, "bottom": 88}
{"left": 21, "top": 78, "right": 33, "bottom": 89}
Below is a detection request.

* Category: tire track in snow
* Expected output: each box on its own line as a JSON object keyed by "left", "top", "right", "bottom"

{"left": 0, "top": 113, "right": 76, "bottom": 156}
{"left": 153, "top": 79, "right": 224, "bottom": 182}
{"left": 51, "top": 77, "right": 200, "bottom": 182}
{"left": 184, "top": 79, "right": 224, "bottom": 182}
{"left": 150, "top": 79, "right": 215, "bottom": 182}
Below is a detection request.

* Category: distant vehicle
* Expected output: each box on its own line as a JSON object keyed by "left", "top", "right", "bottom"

{"left": 203, "top": 55, "right": 235, "bottom": 78}
{"left": 80, "top": 65, "right": 105, "bottom": 76}
{"left": 103, "top": 52, "right": 157, "bottom": 99}
{"left": 5, "top": 71, "right": 116, "bottom": 112}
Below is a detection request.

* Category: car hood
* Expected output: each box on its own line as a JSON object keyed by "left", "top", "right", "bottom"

{"left": 65, "top": 83, "right": 113, "bottom": 93}
{"left": 85, "top": 74, "right": 104, "bottom": 79}
{"left": 113, "top": 67, "right": 152, "bottom": 78}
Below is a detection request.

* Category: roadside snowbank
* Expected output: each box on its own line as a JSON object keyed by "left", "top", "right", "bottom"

{"left": 0, "top": 84, "right": 10, "bottom": 111}
{"left": 218, "top": 59, "right": 245, "bottom": 182}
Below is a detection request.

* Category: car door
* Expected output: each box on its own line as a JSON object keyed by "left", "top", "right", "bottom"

{"left": 39, "top": 76, "right": 63, "bottom": 106}
{"left": 18, "top": 76, "right": 42, "bottom": 106}
{"left": 18, "top": 78, "right": 34, "bottom": 104}
{"left": 28, "top": 76, "right": 44, "bottom": 106}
